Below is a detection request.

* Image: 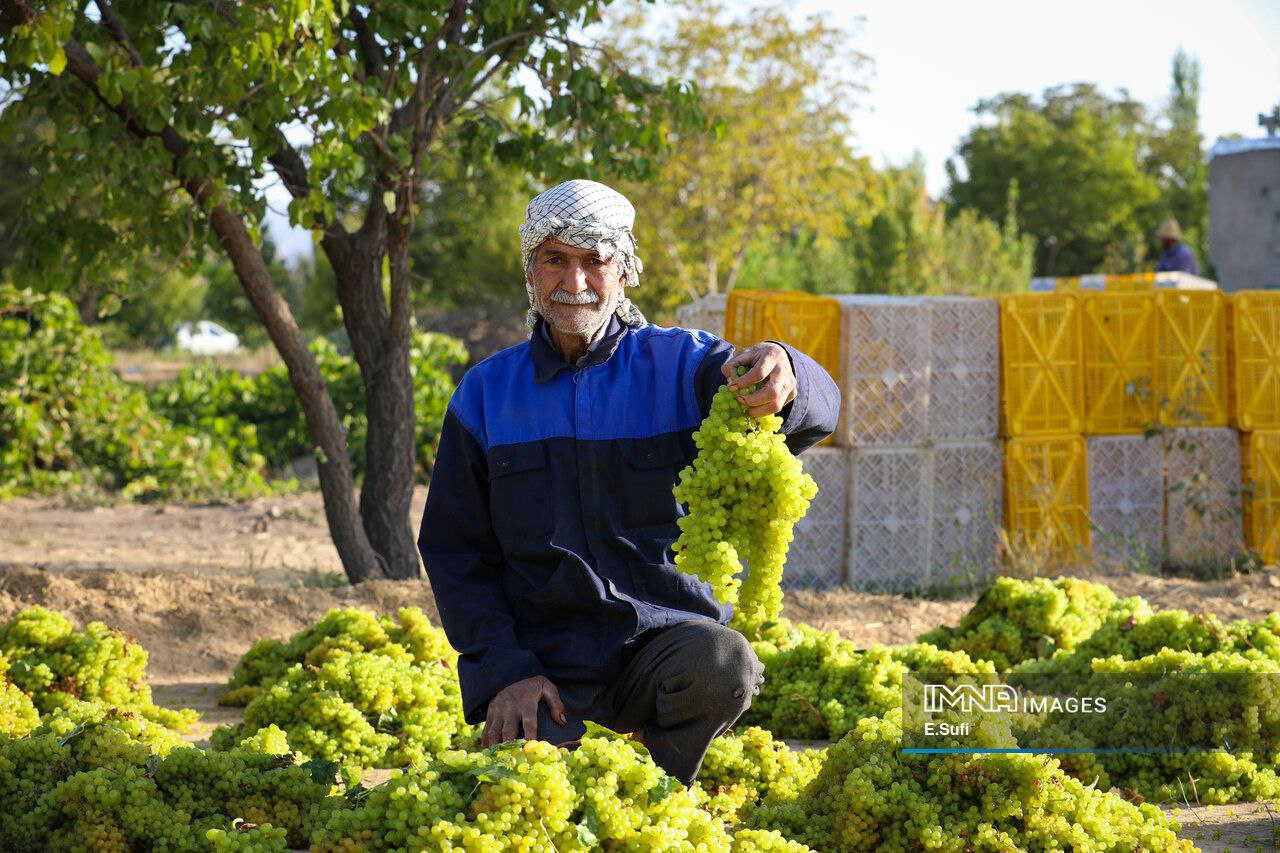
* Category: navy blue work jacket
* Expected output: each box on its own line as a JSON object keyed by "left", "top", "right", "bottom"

{"left": 417, "top": 316, "right": 840, "bottom": 724}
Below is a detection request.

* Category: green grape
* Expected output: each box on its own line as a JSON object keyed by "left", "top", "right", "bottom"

{"left": 748, "top": 707, "right": 1194, "bottom": 852}
{"left": 206, "top": 822, "right": 289, "bottom": 852}
{"left": 673, "top": 371, "right": 818, "bottom": 637}
{"left": 740, "top": 618, "right": 993, "bottom": 742}
{"left": 695, "top": 726, "right": 825, "bottom": 823}
{"left": 220, "top": 606, "right": 457, "bottom": 706}
{"left": 0, "top": 606, "right": 197, "bottom": 730}
{"left": 918, "top": 576, "right": 1142, "bottom": 670}
{"left": 313, "top": 727, "right": 742, "bottom": 852}
{"left": 0, "top": 651, "right": 39, "bottom": 737}
{"left": 214, "top": 651, "right": 474, "bottom": 770}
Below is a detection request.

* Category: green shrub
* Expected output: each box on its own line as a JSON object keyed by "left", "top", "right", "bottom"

{"left": 0, "top": 286, "right": 279, "bottom": 502}
{"left": 147, "top": 328, "right": 466, "bottom": 480}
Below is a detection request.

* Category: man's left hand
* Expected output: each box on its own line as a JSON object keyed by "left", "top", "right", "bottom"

{"left": 721, "top": 342, "right": 797, "bottom": 417}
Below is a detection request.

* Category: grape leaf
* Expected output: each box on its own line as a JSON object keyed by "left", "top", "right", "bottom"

{"left": 649, "top": 774, "right": 681, "bottom": 806}
{"left": 300, "top": 758, "right": 340, "bottom": 785}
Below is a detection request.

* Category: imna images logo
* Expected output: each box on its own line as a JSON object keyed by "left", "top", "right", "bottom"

{"left": 923, "top": 683, "right": 1019, "bottom": 713}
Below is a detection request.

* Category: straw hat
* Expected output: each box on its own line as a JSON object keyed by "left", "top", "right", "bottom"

{"left": 1155, "top": 218, "right": 1183, "bottom": 241}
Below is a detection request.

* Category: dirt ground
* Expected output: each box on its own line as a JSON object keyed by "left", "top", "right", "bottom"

{"left": 5, "top": 488, "right": 1280, "bottom": 850}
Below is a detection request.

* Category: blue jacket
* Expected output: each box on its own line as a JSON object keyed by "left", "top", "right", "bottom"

{"left": 417, "top": 316, "right": 840, "bottom": 724}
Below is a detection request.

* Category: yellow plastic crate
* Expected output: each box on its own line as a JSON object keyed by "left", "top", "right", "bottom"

{"left": 1154, "top": 290, "right": 1229, "bottom": 427}
{"left": 1081, "top": 293, "right": 1158, "bottom": 433}
{"left": 1231, "top": 291, "right": 1280, "bottom": 431}
{"left": 999, "top": 294, "right": 1085, "bottom": 436}
{"left": 1004, "top": 435, "right": 1090, "bottom": 561}
{"left": 724, "top": 290, "right": 842, "bottom": 384}
{"left": 1105, "top": 272, "right": 1157, "bottom": 292}
{"left": 1244, "top": 431, "right": 1280, "bottom": 564}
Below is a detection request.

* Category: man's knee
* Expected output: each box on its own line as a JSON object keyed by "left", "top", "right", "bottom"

{"left": 680, "top": 622, "right": 764, "bottom": 712}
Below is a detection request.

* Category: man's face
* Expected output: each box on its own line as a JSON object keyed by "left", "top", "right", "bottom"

{"left": 1162, "top": 237, "right": 1178, "bottom": 250}
{"left": 528, "top": 239, "right": 624, "bottom": 336}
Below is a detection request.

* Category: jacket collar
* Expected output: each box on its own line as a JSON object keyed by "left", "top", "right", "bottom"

{"left": 532, "top": 314, "right": 630, "bottom": 382}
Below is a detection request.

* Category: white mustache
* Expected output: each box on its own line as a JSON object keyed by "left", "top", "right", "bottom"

{"left": 550, "top": 290, "right": 601, "bottom": 305}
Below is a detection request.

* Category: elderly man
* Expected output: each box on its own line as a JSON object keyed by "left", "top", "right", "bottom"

{"left": 417, "top": 179, "right": 839, "bottom": 784}
{"left": 1155, "top": 218, "right": 1200, "bottom": 275}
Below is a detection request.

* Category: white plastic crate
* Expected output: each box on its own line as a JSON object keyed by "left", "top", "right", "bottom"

{"left": 930, "top": 441, "right": 1002, "bottom": 588}
{"left": 1087, "top": 435, "right": 1164, "bottom": 568}
{"left": 1165, "top": 427, "right": 1244, "bottom": 569}
{"left": 834, "top": 296, "right": 931, "bottom": 447}
{"left": 675, "top": 293, "right": 727, "bottom": 338}
{"left": 784, "top": 447, "right": 849, "bottom": 591}
{"left": 929, "top": 298, "right": 1000, "bottom": 442}
{"left": 846, "top": 447, "right": 931, "bottom": 592}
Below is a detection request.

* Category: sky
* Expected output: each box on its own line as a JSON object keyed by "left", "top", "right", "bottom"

{"left": 265, "top": 0, "right": 1280, "bottom": 263}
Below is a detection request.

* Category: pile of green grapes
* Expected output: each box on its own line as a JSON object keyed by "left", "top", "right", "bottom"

{"left": 739, "top": 618, "right": 995, "bottom": 741}
{"left": 0, "top": 606, "right": 197, "bottom": 735}
{"left": 749, "top": 707, "right": 1195, "bottom": 852}
{"left": 310, "top": 726, "right": 816, "bottom": 853}
{"left": 672, "top": 372, "right": 818, "bottom": 637}
{"left": 0, "top": 720, "right": 338, "bottom": 851}
{"left": 918, "top": 576, "right": 1146, "bottom": 670}
{"left": 213, "top": 607, "right": 474, "bottom": 769}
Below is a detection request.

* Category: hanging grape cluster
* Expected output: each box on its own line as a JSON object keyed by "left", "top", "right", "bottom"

{"left": 673, "top": 370, "right": 818, "bottom": 636}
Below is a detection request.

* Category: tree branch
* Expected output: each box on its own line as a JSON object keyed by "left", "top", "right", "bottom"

{"left": 348, "top": 7, "right": 385, "bottom": 81}
{"left": 94, "top": 0, "right": 143, "bottom": 67}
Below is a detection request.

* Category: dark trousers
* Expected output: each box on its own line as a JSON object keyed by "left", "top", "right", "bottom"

{"left": 525, "top": 620, "right": 765, "bottom": 785}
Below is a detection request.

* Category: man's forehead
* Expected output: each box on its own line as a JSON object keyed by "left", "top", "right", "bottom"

{"left": 537, "top": 239, "right": 607, "bottom": 259}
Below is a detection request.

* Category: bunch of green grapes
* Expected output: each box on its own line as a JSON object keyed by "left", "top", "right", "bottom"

{"left": 694, "top": 726, "right": 826, "bottom": 824}
{"left": 730, "top": 827, "right": 816, "bottom": 852}
{"left": 313, "top": 726, "right": 751, "bottom": 852}
{"left": 748, "top": 707, "right": 1194, "bottom": 852}
{"left": 0, "top": 724, "right": 338, "bottom": 851}
{"left": 672, "top": 372, "right": 818, "bottom": 636}
{"left": 213, "top": 650, "right": 474, "bottom": 769}
{"left": 221, "top": 606, "right": 456, "bottom": 706}
{"left": 741, "top": 619, "right": 994, "bottom": 741}
{"left": 1022, "top": 649, "right": 1280, "bottom": 804}
{"left": 0, "top": 606, "right": 197, "bottom": 730}
{"left": 1015, "top": 607, "right": 1280, "bottom": 693}
{"left": 918, "top": 576, "right": 1146, "bottom": 671}
{"left": 0, "top": 651, "right": 39, "bottom": 737}
{"left": 205, "top": 822, "right": 290, "bottom": 852}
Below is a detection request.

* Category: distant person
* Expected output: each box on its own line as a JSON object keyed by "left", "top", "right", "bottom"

{"left": 1155, "top": 218, "right": 1200, "bottom": 275}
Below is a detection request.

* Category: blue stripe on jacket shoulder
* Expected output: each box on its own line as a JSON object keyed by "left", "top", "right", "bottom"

{"left": 447, "top": 325, "right": 723, "bottom": 451}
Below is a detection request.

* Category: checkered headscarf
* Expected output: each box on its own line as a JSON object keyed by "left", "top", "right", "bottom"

{"left": 520, "top": 179, "right": 648, "bottom": 329}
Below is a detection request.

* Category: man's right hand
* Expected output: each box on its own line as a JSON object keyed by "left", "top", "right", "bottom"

{"left": 482, "top": 675, "right": 567, "bottom": 747}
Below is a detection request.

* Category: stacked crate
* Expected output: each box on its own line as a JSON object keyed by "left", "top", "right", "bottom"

{"left": 835, "top": 296, "right": 1002, "bottom": 593}
{"left": 1079, "top": 293, "right": 1164, "bottom": 567}
{"left": 723, "top": 291, "right": 846, "bottom": 588}
{"left": 784, "top": 447, "right": 849, "bottom": 590}
{"left": 1233, "top": 292, "right": 1280, "bottom": 563}
{"left": 999, "top": 293, "right": 1090, "bottom": 565}
{"left": 929, "top": 298, "right": 1002, "bottom": 587}
{"left": 674, "top": 293, "right": 728, "bottom": 338}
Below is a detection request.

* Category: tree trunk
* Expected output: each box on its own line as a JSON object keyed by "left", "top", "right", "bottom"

{"left": 77, "top": 286, "right": 103, "bottom": 325}
{"left": 323, "top": 202, "right": 421, "bottom": 581}
{"left": 207, "top": 205, "right": 387, "bottom": 583}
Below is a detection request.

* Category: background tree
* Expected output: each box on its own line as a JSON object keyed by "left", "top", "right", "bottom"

{"left": 1147, "top": 48, "right": 1208, "bottom": 270}
{"left": 945, "top": 83, "right": 1160, "bottom": 276}
{"left": 0, "top": 0, "right": 703, "bottom": 582}
{"left": 610, "top": 0, "right": 873, "bottom": 312}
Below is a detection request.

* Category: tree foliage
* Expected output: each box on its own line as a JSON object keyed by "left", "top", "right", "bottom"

{"left": 946, "top": 54, "right": 1211, "bottom": 278}
{"left": 945, "top": 83, "right": 1161, "bottom": 276}
{"left": 0, "top": 0, "right": 707, "bottom": 581}
{"left": 610, "top": 0, "right": 872, "bottom": 309}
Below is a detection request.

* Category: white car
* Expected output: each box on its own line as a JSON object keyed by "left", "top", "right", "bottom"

{"left": 174, "top": 320, "right": 241, "bottom": 356}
